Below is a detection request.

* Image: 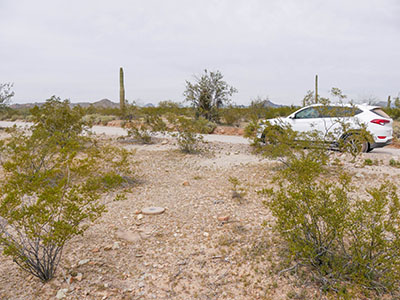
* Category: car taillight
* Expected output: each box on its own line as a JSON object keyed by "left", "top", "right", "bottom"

{"left": 371, "top": 119, "right": 390, "bottom": 126}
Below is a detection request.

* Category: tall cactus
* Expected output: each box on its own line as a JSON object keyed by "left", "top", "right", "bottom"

{"left": 119, "top": 67, "right": 125, "bottom": 112}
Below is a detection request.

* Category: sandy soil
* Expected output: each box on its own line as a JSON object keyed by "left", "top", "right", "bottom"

{"left": 0, "top": 125, "right": 400, "bottom": 299}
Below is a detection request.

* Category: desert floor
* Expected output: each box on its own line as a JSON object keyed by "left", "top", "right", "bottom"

{"left": 1, "top": 125, "right": 400, "bottom": 300}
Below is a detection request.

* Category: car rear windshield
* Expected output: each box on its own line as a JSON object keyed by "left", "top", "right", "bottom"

{"left": 371, "top": 108, "right": 391, "bottom": 119}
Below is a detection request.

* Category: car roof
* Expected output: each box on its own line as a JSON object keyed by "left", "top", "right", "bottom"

{"left": 305, "top": 103, "right": 380, "bottom": 110}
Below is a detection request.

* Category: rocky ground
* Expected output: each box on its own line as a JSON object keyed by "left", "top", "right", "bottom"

{"left": 1, "top": 133, "right": 400, "bottom": 300}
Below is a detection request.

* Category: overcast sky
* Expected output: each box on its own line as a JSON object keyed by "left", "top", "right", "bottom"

{"left": 1, "top": 0, "right": 399, "bottom": 106}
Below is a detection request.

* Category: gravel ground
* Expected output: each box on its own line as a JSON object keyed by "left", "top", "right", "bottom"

{"left": 1, "top": 125, "right": 400, "bottom": 299}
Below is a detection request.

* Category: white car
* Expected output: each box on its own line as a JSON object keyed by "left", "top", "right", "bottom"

{"left": 258, "top": 103, "right": 393, "bottom": 152}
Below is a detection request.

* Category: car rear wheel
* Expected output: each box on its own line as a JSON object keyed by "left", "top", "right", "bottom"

{"left": 342, "top": 134, "right": 368, "bottom": 155}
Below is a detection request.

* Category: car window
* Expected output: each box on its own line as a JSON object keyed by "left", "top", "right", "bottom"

{"left": 295, "top": 107, "right": 320, "bottom": 119}
{"left": 371, "top": 108, "right": 390, "bottom": 119}
{"left": 318, "top": 106, "right": 362, "bottom": 118}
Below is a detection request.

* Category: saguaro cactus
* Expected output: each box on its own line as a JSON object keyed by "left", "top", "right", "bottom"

{"left": 119, "top": 67, "right": 125, "bottom": 112}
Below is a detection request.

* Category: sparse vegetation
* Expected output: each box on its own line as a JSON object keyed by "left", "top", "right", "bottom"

{"left": 0, "top": 97, "right": 134, "bottom": 282}
{"left": 258, "top": 100, "right": 400, "bottom": 295}
{"left": 184, "top": 69, "right": 237, "bottom": 122}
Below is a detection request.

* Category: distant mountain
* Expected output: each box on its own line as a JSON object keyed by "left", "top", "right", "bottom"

{"left": 73, "top": 99, "right": 119, "bottom": 108}
{"left": 10, "top": 99, "right": 119, "bottom": 110}
{"left": 262, "top": 100, "right": 282, "bottom": 108}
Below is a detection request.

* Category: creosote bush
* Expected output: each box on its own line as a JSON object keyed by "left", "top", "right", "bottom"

{"left": 0, "top": 97, "right": 134, "bottom": 282}
{"left": 258, "top": 100, "right": 400, "bottom": 296}
{"left": 167, "top": 115, "right": 205, "bottom": 153}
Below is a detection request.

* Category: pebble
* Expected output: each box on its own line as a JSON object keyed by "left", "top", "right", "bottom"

{"left": 217, "top": 215, "right": 230, "bottom": 222}
{"left": 134, "top": 209, "right": 142, "bottom": 214}
{"left": 183, "top": 181, "right": 190, "bottom": 186}
{"left": 56, "top": 288, "right": 68, "bottom": 299}
{"left": 76, "top": 273, "right": 83, "bottom": 282}
{"left": 203, "top": 232, "right": 209, "bottom": 237}
{"left": 138, "top": 281, "right": 145, "bottom": 288}
{"left": 161, "top": 140, "right": 168, "bottom": 145}
{"left": 112, "top": 242, "right": 120, "bottom": 250}
{"left": 137, "top": 214, "right": 143, "bottom": 220}
{"left": 78, "top": 259, "right": 90, "bottom": 266}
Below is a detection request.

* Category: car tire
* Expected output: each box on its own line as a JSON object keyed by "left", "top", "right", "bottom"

{"left": 343, "top": 134, "right": 368, "bottom": 155}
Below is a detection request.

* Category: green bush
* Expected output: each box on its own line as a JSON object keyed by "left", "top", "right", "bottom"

{"left": 167, "top": 115, "right": 205, "bottom": 153}
{"left": 264, "top": 156, "right": 400, "bottom": 293}
{"left": 258, "top": 99, "right": 400, "bottom": 295}
{"left": 0, "top": 97, "right": 134, "bottom": 282}
{"left": 221, "top": 106, "right": 242, "bottom": 126}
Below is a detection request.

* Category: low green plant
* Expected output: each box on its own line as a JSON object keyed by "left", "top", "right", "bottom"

{"left": 0, "top": 97, "right": 134, "bottom": 282}
{"left": 389, "top": 158, "right": 400, "bottom": 168}
{"left": 167, "top": 115, "right": 205, "bottom": 153}
{"left": 82, "top": 114, "right": 117, "bottom": 126}
{"left": 124, "top": 111, "right": 167, "bottom": 144}
{"left": 221, "top": 106, "right": 242, "bottom": 126}
{"left": 228, "top": 176, "right": 246, "bottom": 203}
{"left": 363, "top": 158, "right": 379, "bottom": 166}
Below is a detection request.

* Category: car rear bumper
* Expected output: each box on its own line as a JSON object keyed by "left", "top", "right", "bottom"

{"left": 370, "top": 139, "right": 392, "bottom": 149}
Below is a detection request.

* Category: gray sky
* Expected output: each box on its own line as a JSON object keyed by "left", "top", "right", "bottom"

{"left": 1, "top": 0, "right": 399, "bottom": 106}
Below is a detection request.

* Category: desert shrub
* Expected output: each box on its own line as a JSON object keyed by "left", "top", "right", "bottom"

{"left": 124, "top": 112, "right": 167, "bottom": 144}
{"left": 167, "top": 115, "right": 205, "bottom": 153}
{"left": 228, "top": 176, "right": 246, "bottom": 203}
{"left": 0, "top": 97, "right": 134, "bottom": 282}
{"left": 259, "top": 106, "right": 400, "bottom": 295}
{"left": 221, "top": 106, "right": 242, "bottom": 126}
{"left": 264, "top": 153, "right": 400, "bottom": 294}
{"left": 82, "top": 114, "right": 117, "bottom": 125}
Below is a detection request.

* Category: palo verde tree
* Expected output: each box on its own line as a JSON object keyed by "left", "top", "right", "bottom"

{"left": 0, "top": 96, "right": 134, "bottom": 282}
{"left": 184, "top": 69, "right": 237, "bottom": 122}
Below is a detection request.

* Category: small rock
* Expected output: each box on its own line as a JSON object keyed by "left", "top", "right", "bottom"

{"left": 78, "top": 259, "right": 90, "bottom": 266}
{"left": 182, "top": 181, "right": 190, "bottom": 186}
{"left": 75, "top": 273, "right": 83, "bottom": 282}
{"left": 138, "top": 282, "right": 145, "bottom": 288}
{"left": 104, "top": 245, "right": 113, "bottom": 251}
{"left": 56, "top": 288, "right": 68, "bottom": 299}
{"left": 134, "top": 209, "right": 142, "bottom": 214}
{"left": 137, "top": 214, "right": 143, "bottom": 220}
{"left": 91, "top": 248, "right": 100, "bottom": 253}
{"left": 66, "top": 276, "right": 74, "bottom": 285}
{"left": 161, "top": 140, "right": 168, "bottom": 145}
{"left": 203, "top": 232, "right": 209, "bottom": 237}
{"left": 112, "top": 242, "right": 120, "bottom": 250}
{"left": 217, "top": 215, "right": 230, "bottom": 222}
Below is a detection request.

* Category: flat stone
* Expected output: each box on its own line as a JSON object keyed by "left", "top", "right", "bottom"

{"left": 56, "top": 288, "right": 68, "bottom": 299}
{"left": 116, "top": 230, "right": 141, "bottom": 243}
{"left": 142, "top": 207, "right": 165, "bottom": 215}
